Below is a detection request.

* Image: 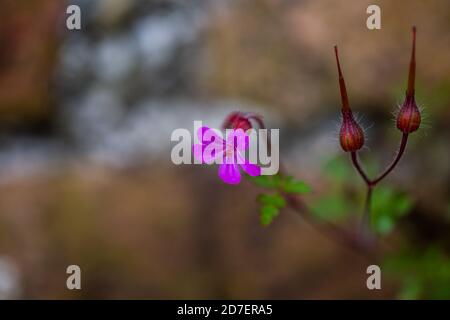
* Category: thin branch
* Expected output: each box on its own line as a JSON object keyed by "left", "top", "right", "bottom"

{"left": 284, "top": 192, "right": 377, "bottom": 257}
{"left": 407, "top": 26, "right": 416, "bottom": 98}
{"left": 252, "top": 114, "right": 379, "bottom": 255}
{"left": 362, "top": 187, "right": 373, "bottom": 227}
{"left": 349, "top": 133, "right": 409, "bottom": 243}
{"left": 351, "top": 152, "right": 371, "bottom": 185}
{"left": 371, "top": 133, "right": 409, "bottom": 185}
{"left": 360, "top": 186, "right": 375, "bottom": 247}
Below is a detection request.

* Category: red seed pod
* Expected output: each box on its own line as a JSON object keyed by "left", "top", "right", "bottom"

{"left": 396, "top": 95, "right": 421, "bottom": 133}
{"left": 340, "top": 110, "right": 365, "bottom": 152}
{"left": 223, "top": 112, "right": 253, "bottom": 131}
{"left": 334, "top": 46, "right": 365, "bottom": 152}
{"left": 397, "top": 26, "right": 421, "bottom": 134}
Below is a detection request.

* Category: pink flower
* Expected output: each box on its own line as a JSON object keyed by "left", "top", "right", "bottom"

{"left": 193, "top": 126, "right": 261, "bottom": 185}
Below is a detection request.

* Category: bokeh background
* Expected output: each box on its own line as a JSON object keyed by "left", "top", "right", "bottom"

{"left": 0, "top": 0, "right": 449, "bottom": 299}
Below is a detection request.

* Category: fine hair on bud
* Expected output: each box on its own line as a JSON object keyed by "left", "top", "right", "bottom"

{"left": 396, "top": 26, "right": 421, "bottom": 134}
{"left": 334, "top": 45, "right": 366, "bottom": 152}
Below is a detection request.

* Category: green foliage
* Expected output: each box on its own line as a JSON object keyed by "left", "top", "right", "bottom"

{"left": 315, "top": 155, "right": 414, "bottom": 231}
{"left": 248, "top": 174, "right": 281, "bottom": 189}
{"left": 257, "top": 193, "right": 286, "bottom": 208}
{"left": 259, "top": 203, "right": 280, "bottom": 226}
{"left": 249, "top": 174, "right": 311, "bottom": 226}
{"left": 371, "top": 186, "right": 414, "bottom": 235}
{"left": 309, "top": 155, "right": 358, "bottom": 221}
{"left": 281, "top": 176, "right": 311, "bottom": 194}
{"left": 323, "top": 155, "right": 354, "bottom": 183}
{"left": 384, "top": 247, "right": 450, "bottom": 299}
{"left": 249, "top": 155, "right": 415, "bottom": 231}
{"left": 248, "top": 174, "right": 310, "bottom": 194}
{"left": 310, "top": 195, "right": 350, "bottom": 222}
{"left": 324, "top": 154, "right": 379, "bottom": 184}
{"left": 257, "top": 193, "right": 285, "bottom": 226}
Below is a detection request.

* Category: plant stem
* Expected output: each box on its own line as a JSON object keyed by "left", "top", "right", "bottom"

{"left": 360, "top": 185, "right": 374, "bottom": 246}
{"left": 284, "top": 192, "right": 376, "bottom": 257}
{"left": 350, "top": 133, "right": 410, "bottom": 240}
{"left": 407, "top": 26, "right": 416, "bottom": 98}
{"left": 351, "top": 152, "right": 371, "bottom": 185}
{"left": 275, "top": 158, "right": 374, "bottom": 254}
{"left": 252, "top": 115, "right": 379, "bottom": 255}
{"left": 371, "top": 133, "right": 409, "bottom": 185}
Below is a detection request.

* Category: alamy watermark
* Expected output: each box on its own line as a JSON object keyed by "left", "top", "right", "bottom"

{"left": 171, "top": 121, "right": 279, "bottom": 180}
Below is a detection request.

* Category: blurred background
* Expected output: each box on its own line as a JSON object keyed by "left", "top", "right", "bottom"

{"left": 0, "top": 0, "right": 449, "bottom": 299}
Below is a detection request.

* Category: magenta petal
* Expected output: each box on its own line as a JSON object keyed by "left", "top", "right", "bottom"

{"left": 226, "top": 129, "right": 249, "bottom": 151}
{"left": 203, "top": 144, "right": 224, "bottom": 163}
{"left": 218, "top": 164, "right": 241, "bottom": 185}
{"left": 198, "top": 126, "right": 224, "bottom": 146}
{"left": 193, "top": 143, "right": 224, "bottom": 164}
{"left": 240, "top": 162, "right": 261, "bottom": 177}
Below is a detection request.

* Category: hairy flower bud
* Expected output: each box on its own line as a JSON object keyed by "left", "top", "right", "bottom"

{"left": 340, "top": 110, "right": 365, "bottom": 152}
{"left": 334, "top": 46, "right": 365, "bottom": 152}
{"left": 396, "top": 95, "right": 421, "bottom": 133}
{"left": 396, "top": 26, "right": 421, "bottom": 134}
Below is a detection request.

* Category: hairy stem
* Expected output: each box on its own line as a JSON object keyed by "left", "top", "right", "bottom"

{"left": 371, "top": 133, "right": 409, "bottom": 185}
{"left": 351, "top": 152, "right": 371, "bottom": 185}
{"left": 284, "top": 192, "right": 376, "bottom": 257}
{"left": 252, "top": 116, "right": 378, "bottom": 255}
{"left": 350, "top": 133, "right": 409, "bottom": 240}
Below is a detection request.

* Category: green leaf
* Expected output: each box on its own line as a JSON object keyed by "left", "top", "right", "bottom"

{"left": 257, "top": 193, "right": 286, "bottom": 208}
{"left": 383, "top": 246, "right": 450, "bottom": 299}
{"left": 376, "top": 215, "right": 395, "bottom": 234}
{"left": 247, "top": 174, "right": 281, "bottom": 189}
{"left": 260, "top": 205, "right": 279, "bottom": 226}
{"left": 323, "top": 155, "right": 379, "bottom": 184}
{"left": 248, "top": 174, "right": 311, "bottom": 197}
{"left": 281, "top": 176, "right": 311, "bottom": 194}
{"left": 309, "top": 195, "right": 350, "bottom": 221}
{"left": 371, "top": 186, "right": 414, "bottom": 235}
{"left": 399, "top": 278, "right": 423, "bottom": 300}
{"left": 323, "top": 156, "right": 352, "bottom": 183}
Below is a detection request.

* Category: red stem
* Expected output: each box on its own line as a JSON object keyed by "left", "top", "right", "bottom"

{"left": 350, "top": 133, "right": 409, "bottom": 241}
{"left": 351, "top": 152, "right": 371, "bottom": 185}
{"left": 371, "top": 133, "right": 409, "bottom": 185}
{"left": 407, "top": 26, "right": 416, "bottom": 98}
{"left": 252, "top": 116, "right": 376, "bottom": 255}
{"left": 334, "top": 46, "right": 350, "bottom": 111}
{"left": 351, "top": 133, "right": 409, "bottom": 187}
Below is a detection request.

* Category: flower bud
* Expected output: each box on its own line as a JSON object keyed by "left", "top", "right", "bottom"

{"left": 396, "top": 95, "right": 421, "bottom": 133}
{"left": 396, "top": 26, "right": 421, "bottom": 134}
{"left": 334, "top": 46, "right": 365, "bottom": 152}
{"left": 223, "top": 112, "right": 253, "bottom": 131}
{"left": 340, "top": 110, "right": 365, "bottom": 152}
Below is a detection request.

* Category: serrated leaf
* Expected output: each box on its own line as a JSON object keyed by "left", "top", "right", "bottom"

{"left": 247, "top": 174, "right": 281, "bottom": 189}
{"left": 260, "top": 205, "right": 279, "bottom": 226}
{"left": 257, "top": 193, "right": 286, "bottom": 208}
